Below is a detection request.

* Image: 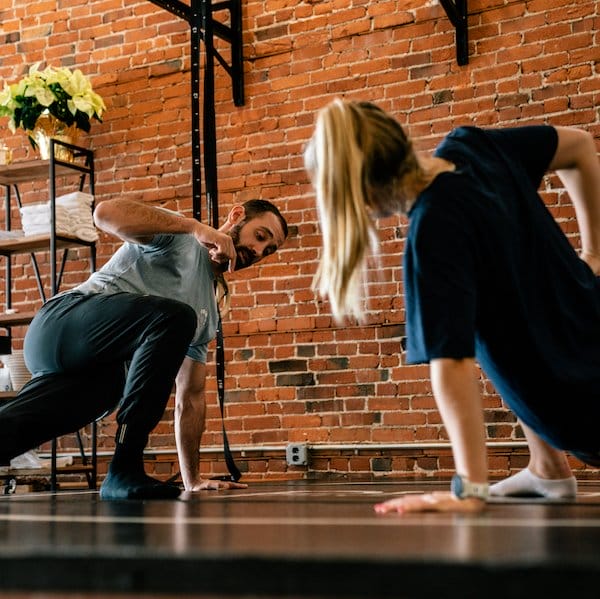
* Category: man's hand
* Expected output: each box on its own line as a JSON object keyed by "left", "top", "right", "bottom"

{"left": 189, "top": 478, "right": 248, "bottom": 491}
{"left": 580, "top": 250, "right": 600, "bottom": 276}
{"left": 374, "top": 491, "right": 485, "bottom": 515}
{"left": 193, "top": 222, "right": 237, "bottom": 272}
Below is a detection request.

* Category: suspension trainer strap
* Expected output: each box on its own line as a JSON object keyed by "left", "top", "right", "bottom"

{"left": 214, "top": 307, "right": 242, "bottom": 482}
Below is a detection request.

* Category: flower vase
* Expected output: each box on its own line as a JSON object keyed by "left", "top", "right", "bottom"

{"left": 30, "top": 114, "right": 79, "bottom": 162}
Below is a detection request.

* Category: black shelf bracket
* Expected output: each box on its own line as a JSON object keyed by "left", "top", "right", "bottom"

{"left": 148, "top": 0, "right": 244, "bottom": 225}
{"left": 439, "top": 0, "right": 469, "bottom": 66}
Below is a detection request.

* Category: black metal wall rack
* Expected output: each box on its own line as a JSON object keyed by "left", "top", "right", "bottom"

{"left": 148, "top": 0, "right": 244, "bottom": 228}
{"left": 440, "top": 0, "right": 469, "bottom": 66}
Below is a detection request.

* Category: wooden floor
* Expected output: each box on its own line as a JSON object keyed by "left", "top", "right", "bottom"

{"left": 1, "top": 479, "right": 600, "bottom": 598}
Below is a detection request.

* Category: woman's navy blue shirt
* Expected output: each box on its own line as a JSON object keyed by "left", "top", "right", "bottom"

{"left": 404, "top": 125, "right": 600, "bottom": 451}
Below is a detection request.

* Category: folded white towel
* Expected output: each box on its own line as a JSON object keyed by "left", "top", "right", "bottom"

{"left": 21, "top": 215, "right": 72, "bottom": 232}
{"left": 0, "top": 230, "right": 24, "bottom": 239}
{"left": 19, "top": 194, "right": 97, "bottom": 241}
{"left": 73, "top": 228, "right": 99, "bottom": 242}
{"left": 20, "top": 204, "right": 71, "bottom": 218}
{"left": 21, "top": 214, "right": 71, "bottom": 226}
{"left": 23, "top": 225, "right": 73, "bottom": 237}
{"left": 57, "top": 191, "right": 94, "bottom": 206}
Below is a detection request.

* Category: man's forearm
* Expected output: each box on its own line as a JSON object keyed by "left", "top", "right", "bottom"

{"left": 93, "top": 198, "right": 236, "bottom": 269}
{"left": 93, "top": 198, "right": 200, "bottom": 243}
{"left": 174, "top": 390, "right": 206, "bottom": 491}
{"left": 430, "top": 357, "right": 488, "bottom": 483}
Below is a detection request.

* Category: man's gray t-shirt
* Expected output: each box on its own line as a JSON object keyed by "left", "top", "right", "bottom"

{"left": 73, "top": 233, "right": 217, "bottom": 363}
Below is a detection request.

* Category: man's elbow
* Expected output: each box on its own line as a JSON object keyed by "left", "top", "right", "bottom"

{"left": 92, "top": 199, "right": 119, "bottom": 232}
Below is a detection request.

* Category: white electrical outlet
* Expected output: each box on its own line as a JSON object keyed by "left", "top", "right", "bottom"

{"left": 286, "top": 443, "right": 308, "bottom": 466}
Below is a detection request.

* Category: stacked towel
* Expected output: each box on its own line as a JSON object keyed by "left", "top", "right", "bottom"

{"left": 55, "top": 192, "right": 98, "bottom": 242}
{"left": 20, "top": 203, "right": 72, "bottom": 237}
{"left": 0, "top": 230, "right": 24, "bottom": 239}
{"left": 20, "top": 192, "right": 98, "bottom": 242}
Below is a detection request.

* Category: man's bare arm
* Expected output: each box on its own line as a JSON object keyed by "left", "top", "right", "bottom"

{"left": 93, "top": 198, "right": 237, "bottom": 269}
{"left": 175, "top": 357, "right": 247, "bottom": 491}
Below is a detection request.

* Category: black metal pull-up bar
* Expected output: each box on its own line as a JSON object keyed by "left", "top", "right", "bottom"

{"left": 439, "top": 0, "right": 469, "bottom": 66}
{"left": 148, "top": 0, "right": 244, "bottom": 226}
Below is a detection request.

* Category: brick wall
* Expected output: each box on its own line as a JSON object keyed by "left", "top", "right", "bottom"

{"left": 0, "top": 0, "right": 598, "bottom": 482}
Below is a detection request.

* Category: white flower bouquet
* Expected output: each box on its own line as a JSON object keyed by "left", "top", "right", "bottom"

{"left": 0, "top": 63, "right": 106, "bottom": 148}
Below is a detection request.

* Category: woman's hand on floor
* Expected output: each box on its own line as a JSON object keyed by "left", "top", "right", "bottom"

{"left": 374, "top": 491, "right": 486, "bottom": 515}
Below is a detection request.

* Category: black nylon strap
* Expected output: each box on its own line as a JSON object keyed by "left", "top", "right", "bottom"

{"left": 214, "top": 307, "right": 242, "bottom": 482}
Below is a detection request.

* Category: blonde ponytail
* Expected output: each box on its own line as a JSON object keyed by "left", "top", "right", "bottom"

{"left": 306, "top": 99, "right": 378, "bottom": 322}
{"left": 306, "top": 99, "right": 415, "bottom": 322}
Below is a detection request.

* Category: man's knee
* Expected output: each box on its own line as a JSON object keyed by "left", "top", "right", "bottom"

{"left": 163, "top": 299, "right": 197, "bottom": 332}
{"left": 145, "top": 298, "right": 197, "bottom": 351}
{"left": 141, "top": 295, "right": 197, "bottom": 331}
{"left": 175, "top": 301, "right": 197, "bottom": 328}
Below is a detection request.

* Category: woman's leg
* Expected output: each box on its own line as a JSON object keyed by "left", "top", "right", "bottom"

{"left": 490, "top": 420, "right": 577, "bottom": 498}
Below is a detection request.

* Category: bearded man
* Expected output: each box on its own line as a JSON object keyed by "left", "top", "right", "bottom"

{"left": 0, "top": 198, "right": 287, "bottom": 500}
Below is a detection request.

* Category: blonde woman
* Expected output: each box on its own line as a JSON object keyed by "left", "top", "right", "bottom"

{"left": 305, "top": 99, "right": 600, "bottom": 514}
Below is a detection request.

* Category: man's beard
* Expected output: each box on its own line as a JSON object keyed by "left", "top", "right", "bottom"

{"left": 218, "top": 222, "right": 256, "bottom": 272}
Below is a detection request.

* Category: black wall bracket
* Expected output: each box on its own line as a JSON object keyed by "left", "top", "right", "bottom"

{"left": 439, "top": 0, "right": 469, "bottom": 66}
{"left": 148, "top": 0, "right": 244, "bottom": 225}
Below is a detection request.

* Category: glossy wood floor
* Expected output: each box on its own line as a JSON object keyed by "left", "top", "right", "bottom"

{"left": 1, "top": 479, "right": 600, "bottom": 599}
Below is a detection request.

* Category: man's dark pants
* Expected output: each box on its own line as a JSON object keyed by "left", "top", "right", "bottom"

{"left": 0, "top": 291, "right": 196, "bottom": 463}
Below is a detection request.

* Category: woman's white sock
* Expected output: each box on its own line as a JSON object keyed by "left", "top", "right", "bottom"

{"left": 490, "top": 468, "right": 577, "bottom": 499}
